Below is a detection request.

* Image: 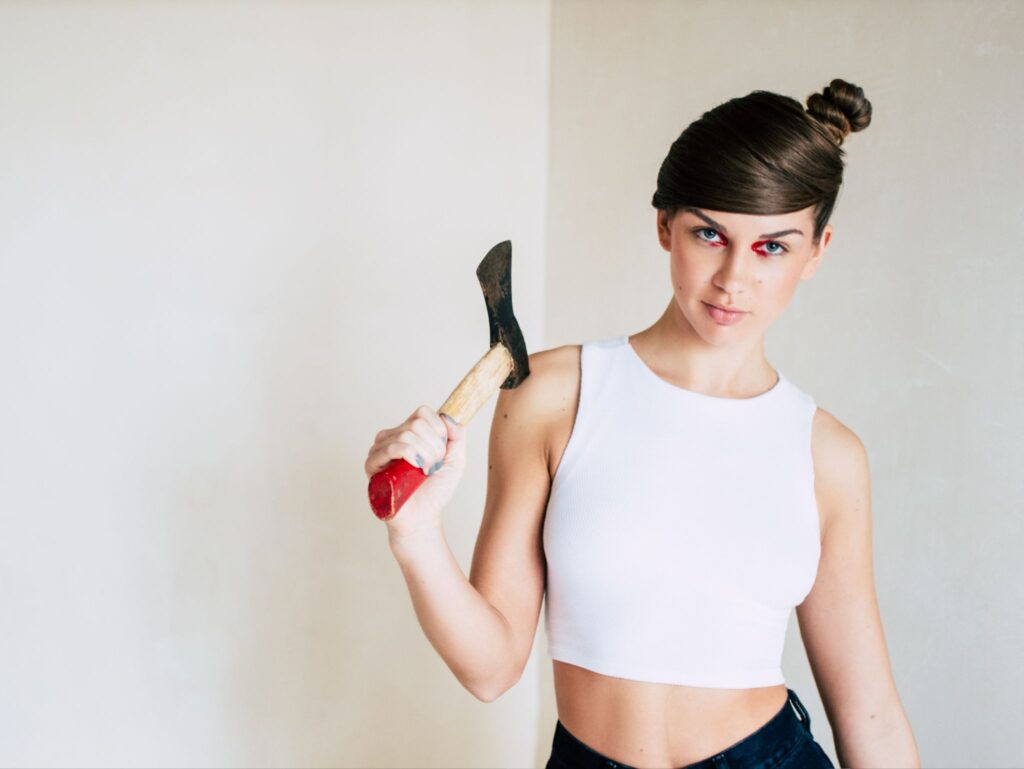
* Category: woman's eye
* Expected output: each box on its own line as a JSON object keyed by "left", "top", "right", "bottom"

{"left": 752, "top": 239, "right": 787, "bottom": 256}
{"left": 694, "top": 227, "right": 722, "bottom": 243}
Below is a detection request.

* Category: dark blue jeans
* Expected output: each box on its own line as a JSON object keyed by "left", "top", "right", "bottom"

{"left": 545, "top": 688, "right": 835, "bottom": 769}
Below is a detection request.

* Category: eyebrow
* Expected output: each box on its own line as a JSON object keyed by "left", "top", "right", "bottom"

{"left": 682, "top": 207, "right": 804, "bottom": 239}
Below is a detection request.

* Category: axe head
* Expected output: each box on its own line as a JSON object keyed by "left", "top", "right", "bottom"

{"left": 476, "top": 240, "right": 530, "bottom": 388}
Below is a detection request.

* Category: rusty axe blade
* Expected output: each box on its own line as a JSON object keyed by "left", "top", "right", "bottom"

{"left": 476, "top": 240, "right": 530, "bottom": 389}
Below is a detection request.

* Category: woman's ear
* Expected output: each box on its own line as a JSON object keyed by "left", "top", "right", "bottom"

{"left": 656, "top": 209, "right": 673, "bottom": 251}
{"left": 801, "top": 224, "right": 832, "bottom": 279}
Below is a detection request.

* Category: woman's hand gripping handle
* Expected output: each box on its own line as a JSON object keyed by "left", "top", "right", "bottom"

{"left": 367, "top": 342, "right": 512, "bottom": 522}
{"left": 365, "top": 407, "right": 467, "bottom": 538}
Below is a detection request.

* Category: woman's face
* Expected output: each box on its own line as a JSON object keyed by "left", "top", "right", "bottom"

{"left": 656, "top": 204, "right": 831, "bottom": 345}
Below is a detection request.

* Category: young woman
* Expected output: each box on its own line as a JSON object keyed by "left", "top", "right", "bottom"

{"left": 365, "top": 78, "right": 920, "bottom": 769}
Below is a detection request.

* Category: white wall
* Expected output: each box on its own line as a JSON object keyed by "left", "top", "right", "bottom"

{"left": 543, "top": 1, "right": 1023, "bottom": 767}
{"left": 0, "top": 1, "right": 549, "bottom": 766}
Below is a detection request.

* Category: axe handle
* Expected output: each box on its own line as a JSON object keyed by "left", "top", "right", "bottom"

{"left": 368, "top": 343, "right": 513, "bottom": 521}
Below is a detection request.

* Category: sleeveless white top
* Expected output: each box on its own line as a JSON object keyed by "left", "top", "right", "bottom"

{"left": 542, "top": 336, "right": 821, "bottom": 688}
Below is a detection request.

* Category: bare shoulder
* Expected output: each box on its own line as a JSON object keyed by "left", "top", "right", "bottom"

{"left": 500, "top": 344, "right": 581, "bottom": 411}
{"left": 811, "top": 406, "right": 871, "bottom": 537}
{"left": 492, "top": 343, "right": 582, "bottom": 478}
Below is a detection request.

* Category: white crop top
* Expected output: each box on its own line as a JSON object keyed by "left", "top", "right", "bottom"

{"left": 542, "top": 336, "right": 821, "bottom": 688}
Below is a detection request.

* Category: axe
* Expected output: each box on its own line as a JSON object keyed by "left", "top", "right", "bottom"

{"left": 368, "top": 240, "right": 530, "bottom": 521}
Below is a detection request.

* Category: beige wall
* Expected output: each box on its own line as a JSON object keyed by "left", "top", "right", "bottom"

{"left": 544, "top": 1, "right": 1023, "bottom": 767}
{"left": 0, "top": 1, "right": 549, "bottom": 767}
{"left": 2, "top": 1, "right": 1021, "bottom": 767}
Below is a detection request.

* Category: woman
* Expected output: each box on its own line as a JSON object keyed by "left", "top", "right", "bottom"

{"left": 365, "top": 78, "right": 920, "bottom": 768}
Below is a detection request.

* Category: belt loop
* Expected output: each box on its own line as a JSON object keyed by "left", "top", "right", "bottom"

{"left": 787, "top": 688, "right": 812, "bottom": 733}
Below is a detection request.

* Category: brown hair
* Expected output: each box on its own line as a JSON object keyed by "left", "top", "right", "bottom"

{"left": 651, "top": 78, "right": 873, "bottom": 245}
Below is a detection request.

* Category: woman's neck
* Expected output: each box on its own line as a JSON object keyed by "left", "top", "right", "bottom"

{"left": 628, "top": 301, "right": 775, "bottom": 398}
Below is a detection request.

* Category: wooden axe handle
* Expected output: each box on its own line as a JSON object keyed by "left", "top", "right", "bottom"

{"left": 368, "top": 343, "right": 513, "bottom": 521}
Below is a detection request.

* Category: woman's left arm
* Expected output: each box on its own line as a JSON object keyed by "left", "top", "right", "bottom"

{"left": 796, "top": 409, "right": 920, "bottom": 768}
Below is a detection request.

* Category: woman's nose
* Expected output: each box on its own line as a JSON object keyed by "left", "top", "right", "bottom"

{"left": 713, "top": 251, "right": 753, "bottom": 293}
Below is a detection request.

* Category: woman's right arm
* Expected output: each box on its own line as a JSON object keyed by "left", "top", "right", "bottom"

{"left": 386, "top": 523, "right": 514, "bottom": 702}
{"left": 366, "top": 348, "right": 569, "bottom": 701}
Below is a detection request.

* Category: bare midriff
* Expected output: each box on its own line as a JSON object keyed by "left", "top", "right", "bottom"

{"left": 553, "top": 660, "right": 789, "bottom": 768}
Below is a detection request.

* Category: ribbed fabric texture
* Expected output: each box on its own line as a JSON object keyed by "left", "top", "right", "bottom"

{"left": 543, "top": 336, "right": 821, "bottom": 688}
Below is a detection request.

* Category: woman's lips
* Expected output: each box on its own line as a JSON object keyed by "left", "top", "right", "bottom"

{"left": 702, "top": 301, "right": 747, "bottom": 325}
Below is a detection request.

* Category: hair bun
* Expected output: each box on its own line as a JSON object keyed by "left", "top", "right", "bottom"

{"left": 805, "top": 78, "right": 872, "bottom": 146}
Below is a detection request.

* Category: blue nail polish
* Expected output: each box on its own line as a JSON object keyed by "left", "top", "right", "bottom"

{"left": 415, "top": 454, "right": 424, "bottom": 468}
{"left": 428, "top": 460, "right": 443, "bottom": 475}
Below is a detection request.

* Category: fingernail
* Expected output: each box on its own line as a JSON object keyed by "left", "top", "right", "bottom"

{"left": 441, "top": 413, "right": 460, "bottom": 426}
{"left": 428, "top": 459, "right": 443, "bottom": 475}
{"left": 415, "top": 454, "right": 424, "bottom": 468}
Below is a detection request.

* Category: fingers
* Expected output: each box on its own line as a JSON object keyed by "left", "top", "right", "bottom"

{"left": 406, "top": 408, "right": 448, "bottom": 474}
{"left": 410, "top": 405, "right": 449, "bottom": 450}
{"left": 366, "top": 427, "right": 434, "bottom": 477}
{"left": 365, "top": 406, "right": 452, "bottom": 478}
{"left": 439, "top": 412, "right": 464, "bottom": 439}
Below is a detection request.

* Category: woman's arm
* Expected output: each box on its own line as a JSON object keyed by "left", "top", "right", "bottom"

{"left": 388, "top": 525, "right": 516, "bottom": 701}
{"left": 796, "top": 408, "right": 920, "bottom": 768}
{"left": 387, "top": 347, "right": 565, "bottom": 701}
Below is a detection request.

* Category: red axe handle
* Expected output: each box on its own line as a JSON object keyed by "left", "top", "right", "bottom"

{"left": 369, "top": 343, "right": 513, "bottom": 521}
